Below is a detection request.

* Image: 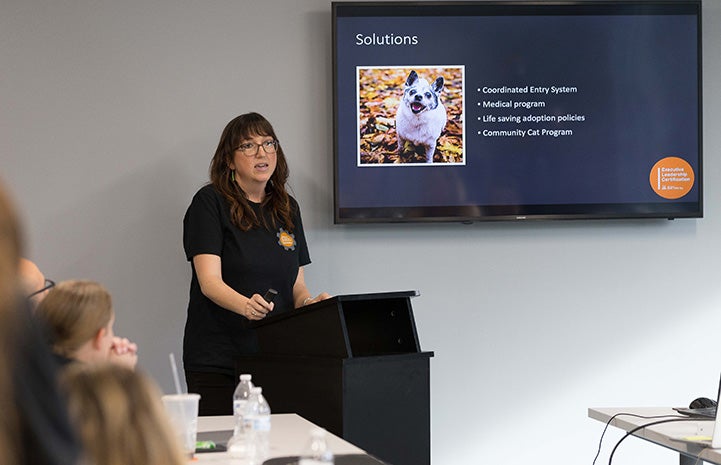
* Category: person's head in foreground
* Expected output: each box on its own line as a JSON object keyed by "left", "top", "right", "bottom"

{"left": 61, "top": 363, "right": 185, "bottom": 465}
{"left": 0, "top": 180, "right": 22, "bottom": 464}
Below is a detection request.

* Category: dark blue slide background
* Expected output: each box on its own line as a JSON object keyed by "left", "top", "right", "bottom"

{"left": 335, "top": 9, "right": 699, "bottom": 211}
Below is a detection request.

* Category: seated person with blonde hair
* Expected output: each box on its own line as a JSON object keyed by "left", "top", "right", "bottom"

{"left": 34, "top": 280, "right": 138, "bottom": 368}
{"left": 61, "top": 363, "right": 186, "bottom": 465}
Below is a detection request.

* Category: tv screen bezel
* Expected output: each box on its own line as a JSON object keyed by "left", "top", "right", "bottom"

{"left": 332, "top": 0, "right": 703, "bottom": 224}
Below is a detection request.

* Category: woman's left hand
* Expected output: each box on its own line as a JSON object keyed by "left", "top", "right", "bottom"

{"left": 302, "top": 292, "right": 332, "bottom": 306}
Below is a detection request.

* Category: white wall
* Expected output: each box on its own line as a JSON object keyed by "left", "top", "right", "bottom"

{"left": 1, "top": 1, "right": 719, "bottom": 464}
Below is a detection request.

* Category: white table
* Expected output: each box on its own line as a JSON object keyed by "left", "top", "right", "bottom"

{"left": 194, "top": 414, "right": 367, "bottom": 463}
{"left": 589, "top": 407, "right": 721, "bottom": 465}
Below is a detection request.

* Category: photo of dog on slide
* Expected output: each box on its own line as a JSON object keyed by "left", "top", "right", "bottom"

{"left": 396, "top": 70, "right": 447, "bottom": 163}
{"left": 357, "top": 66, "right": 464, "bottom": 165}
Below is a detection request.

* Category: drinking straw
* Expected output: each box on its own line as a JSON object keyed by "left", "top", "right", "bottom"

{"left": 169, "top": 352, "right": 183, "bottom": 395}
{"left": 167, "top": 353, "right": 195, "bottom": 456}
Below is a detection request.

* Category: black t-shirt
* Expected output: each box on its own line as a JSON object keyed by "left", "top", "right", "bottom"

{"left": 182, "top": 184, "right": 311, "bottom": 374}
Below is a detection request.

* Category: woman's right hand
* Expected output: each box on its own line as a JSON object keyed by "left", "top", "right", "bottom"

{"left": 244, "top": 294, "right": 274, "bottom": 320}
{"left": 193, "top": 254, "right": 274, "bottom": 320}
{"left": 109, "top": 336, "right": 138, "bottom": 369}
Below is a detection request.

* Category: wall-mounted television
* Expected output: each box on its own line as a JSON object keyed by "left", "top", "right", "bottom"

{"left": 332, "top": 1, "right": 702, "bottom": 223}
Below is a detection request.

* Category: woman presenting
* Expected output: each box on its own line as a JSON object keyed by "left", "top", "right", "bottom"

{"left": 183, "top": 112, "right": 329, "bottom": 415}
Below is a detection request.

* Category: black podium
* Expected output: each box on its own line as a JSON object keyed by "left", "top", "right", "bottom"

{"left": 237, "top": 290, "right": 433, "bottom": 465}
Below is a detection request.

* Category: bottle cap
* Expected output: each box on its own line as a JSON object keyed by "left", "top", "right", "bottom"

{"left": 240, "top": 374, "right": 252, "bottom": 381}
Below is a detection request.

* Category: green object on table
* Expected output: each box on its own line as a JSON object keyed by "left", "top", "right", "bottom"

{"left": 196, "top": 440, "right": 216, "bottom": 450}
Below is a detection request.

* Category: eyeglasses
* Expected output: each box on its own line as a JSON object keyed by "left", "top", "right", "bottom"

{"left": 28, "top": 278, "right": 55, "bottom": 299}
{"left": 235, "top": 140, "right": 278, "bottom": 157}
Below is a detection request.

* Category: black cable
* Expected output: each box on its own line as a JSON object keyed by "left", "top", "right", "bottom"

{"left": 592, "top": 413, "right": 682, "bottom": 465}
{"left": 608, "top": 417, "right": 697, "bottom": 465}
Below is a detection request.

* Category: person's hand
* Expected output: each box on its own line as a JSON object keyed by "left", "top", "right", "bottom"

{"left": 302, "top": 292, "right": 332, "bottom": 306}
{"left": 245, "top": 293, "right": 274, "bottom": 320}
{"left": 109, "top": 336, "right": 138, "bottom": 369}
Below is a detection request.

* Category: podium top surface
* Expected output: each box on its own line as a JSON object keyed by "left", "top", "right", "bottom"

{"left": 334, "top": 290, "right": 419, "bottom": 301}
{"left": 249, "top": 290, "right": 423, "bottom": 357}
{"left": 252, "top": 290, "right": 419, "bottom": 329}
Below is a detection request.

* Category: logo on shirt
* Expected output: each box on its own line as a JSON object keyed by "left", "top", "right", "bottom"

{"left": 277, "top": 228, "right": 296, "bottom": 251}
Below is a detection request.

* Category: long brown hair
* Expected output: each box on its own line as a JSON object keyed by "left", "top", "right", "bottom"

{"left": 209, "top": 112, "right": 294, "bottom": 231}
{"left": 62, "top": 364, "right": 186, "bottom": 465}
{"left": 0, "top": 180, "right": 23, "bottom": 465}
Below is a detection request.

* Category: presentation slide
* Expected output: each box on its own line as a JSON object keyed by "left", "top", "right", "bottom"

{"left": 334, "top": 6, "right": 700, "bottom": 215}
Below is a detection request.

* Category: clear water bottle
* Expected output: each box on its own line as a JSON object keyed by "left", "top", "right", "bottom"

{"left": 227, "top": 374, "right": 255, "bottom": 462}
{"left": 227, "top": 427, "right": 256, "bottom": 463}
{"left": 232, "top": 374, "right": 254, "bottom": 435}
{"left": 244, "top": 386, "right": 271, "bottom": 461}
{"left": 299, "top": 428, "right": 334, "bottom": 465}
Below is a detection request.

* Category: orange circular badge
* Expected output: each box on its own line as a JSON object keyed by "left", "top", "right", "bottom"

{"left": 277, "top": 229, "right": 296, "bottom": 251}
{"left": 649, "top": 157, "right": 695, "bottom": 200}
